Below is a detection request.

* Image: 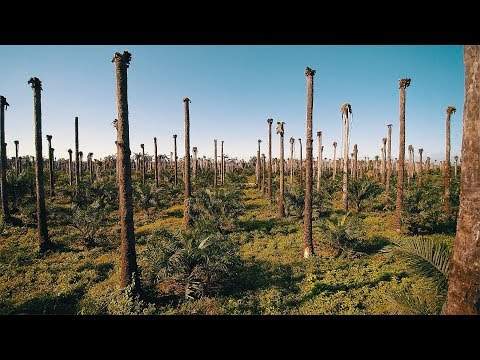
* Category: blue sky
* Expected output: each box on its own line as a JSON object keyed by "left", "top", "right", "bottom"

{"left": 0, "top": 45, "right": 464, "bottom": 162}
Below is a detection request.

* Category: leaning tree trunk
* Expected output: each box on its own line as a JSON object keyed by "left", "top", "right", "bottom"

{"left": 154, "top": 137, "right": 159, "bottom": 188}
{"left": 112, "top": 51, "right": 139, "bottom": 292}
{"left": 183, "top": 97, "right": 192, "bottom": 230}
{"left": 28, "top": 78, "right": 51, "bottom": 252}
{"left": 277, "top": 122, "right": 285, "bottom": 218}
{"left": 386, "top": 124, "right": 392, "bottom": 196}
{"left": 341, "top": 104, "right": 351, "bottom": 211}
{"left": 445, "top": 45, "right": 480, "bottom": 315}
{"left": 0, "top": 96, "right": 10, "bottom": 221}
{"left": 267, "top": 118, "right": 273, "bottom": 203}
{"left": 395, "top": 78, "right": 411, "bottom": 234}
{"left": 303, "top": 67, "right": 316, "bottom": 258}
{"left": 444, "top": 106, "right": 456, "bottom": 216}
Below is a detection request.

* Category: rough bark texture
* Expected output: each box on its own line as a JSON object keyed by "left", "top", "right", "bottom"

{"left": 0, "top": 96, "right": 10, "bottom": 221}
{"left": 74, "top": 117, "right": 80, "bottom": 194}
{"left": 445, "top": 45, "right": 480, "bottom": 315}
{"left": 395, "top": 78, "right": 410, "bottom": 234}
{"left": 267, "top": 118, "right": 273, "bottom": 203}
{"left": 381, "top": 138, "right": 387, "bottom": 184}
{"left": 444, "top": 106, "right": 456, "bottom": 216}
{"left": 112, "top": 51, "right": 139, "bottom": 292}
{"left": 14, "top": 141, "right": 19, "bottom": 178}
{"left": 193, "top": 147, "right": 198, "bottom": 180}
{"left": 289, "top": 137, "right": 295, "bottom": 185}
{"left": 183, "top": 98, "right": 192, "bottom": 230}
{"left": 28, "top": 78, "right": 51, "bottom": 252}
{"left": 303, "top": 67, "right": 315, "bottom": 258}
{"left": 386, "top": 124, "right": 392, "bottom": 195}
{"left": 277, "top": 122, "right": 285, "bottom": 218}
{"left": 154, "top": 137, "right": 158, "bottom": 188}
{"left": 261, "top": 154, "right": 265, "bottom": 195}
{"left": 141, "top": 144, "right": 145, "bottom": 186}
{"left": 353, "top": 144, "right": 358, "bottom": 181}
{"left": 221, "top": 140, "right": 224, "bottom": 185}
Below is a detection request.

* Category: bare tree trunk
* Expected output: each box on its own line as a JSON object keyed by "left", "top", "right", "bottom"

{"left": 14, "top": 140, "right": 19, "bottom": 178}
{"left": 454, "top": 156, "right": 458, "bottom": 178}
{"left": 303, "top": 67, "right": 316, "bottom": 258}
{"left": 317, "top": 131, "right": 322, "bottom": 190}
{"left": 173, "top": 134, "right": 178, "bottom": 186}
{"left": 333, "top": 142, "right": 337, "bottom": 180}
{"left": 154, "top": 137, "right": 159, "bottom": 188}
{"left": 68, "top": 149, "right": 73, "bottom": 186}
{"left": 28, "top": 78, "right": 51, "bottom": 252}
{"left": 112, "top": 51, "right": 139, "bottom": 292}
{"left": 267, "top": 118, "right": 273, "bottom": 203}
{"left": 221, "top": 140, "right": 224, "bottom": 185}
{"left": 261, "top": 154, "right": 265, "bottom": 196}
{"left": 445, "top": 45, "right": 480, "bottom": 315}
{"left": 214, "top": 139, "right": 217, "bottom": 193}
{"left": 277, "top": 122, "right": 285, "bottom": 218}
{"left": 256, "top": 139, "right": 261, "bottom": 188}
{"left": 298, "top": 138, "right": 303, "bottom": 188}
{"left": 289, "top": 137, "right": 295, "bottom": 185}
{"left": 444, "top": 106, "right": 456, "bottom": 216}
{"left": 183, "top": 97, "right": 192, "bottom": 230}
{"left": 141, "top": 144, "right": 145, "bottom": 186}
{"left": 353, "top": 144, "right": 358, "bottom": 181}
{"left": 0, "top": 96, "right": 10, "bottom": 221}
{"left": 381, "top": 138, "right": 387, "bottom": 184}
{"left": 386, "top": 124, "right": 392, "bottom": 196}
{"left": 341, "top": 104, "right": 351, "bottom": 211}
{"left": 418, "top": 148, "right": 423, "bottom": 187}
{"left": 395, "top": 78, "right": 411, "bottom": 234}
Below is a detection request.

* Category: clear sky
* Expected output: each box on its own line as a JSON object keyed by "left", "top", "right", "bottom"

{"left": 0, "top": 45, "right": 464, "bottom": 163}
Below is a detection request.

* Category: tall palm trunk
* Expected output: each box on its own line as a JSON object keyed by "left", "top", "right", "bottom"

{"left": 214, "top": 139, "right": 217, "bottom": 192}
{"left": 14, "top": 140, "right": 19, "bottom": 178}
{"left": 183, "top": 97, "right": 192, "bottom": 230}
{"left": 88, "top": 152, "right": 94, "bottom": 184}
{"left": 395, "top": 78, "right": 411, "bottom": 234}
{"left": 256, "top": 139, "right": 261, "bottom": 188}
{"left": 193, "top": 147, "right": 198, "bottom": 180}
{"left": 353, "top": 144, "right": 358, "bottom": 180}
{"left": 277, "top": 122, "right": 285, "bottom": 218}
{"left": 333, "top": 142, "right": 337, "bottom": 179}
{"left": 173, "top": 134, "right": 178, "bottom": 186}
{"left": 154, "top": 137, "right": 159, "bottom": 188}
{"left": 140, "top": 144, "right": 145, "bottom": 186}
{"left": 267, "top": 118, "right": 273, "bottom": 203}
{"left": 298, "top": 138, "right": 303, "bottom": 188}
{"left": 381, "top": 138, "right": 387, "bottom": 184}
{"left": 386, "top": 124, "right": 392, "bottom": 196}
{"left": 418, "top": 148, "right": 423, "bottom": 186}
{"left": 48, "top": 143, "right": 55, "bottom": 196}
{"left": 407, "top": 145, "right": 413, "bottom": 186}
{"left": 444, "top": 106, "right": 456, "bottom": 216}
{"left": 221, "top": 140, "right": 224, "bottom": 185}
{"left": 112, "top": 51, "right": 139, "bottom": 292}
{"left": 68, "top": 149, "right": 73, "bottom": 186}
{"left": 445, "top": 45, "right": 480, "bottom": 315}
{"left": 303, "top": 67, "right": 316, "bottom": 258}
{"left": 341, "top": 103, "right": 351, "bottom": 211}
{"left": 453, "top": 155, "right": 458, "bottom": 178}
{"left": 75, "top": 116, "right": 80, "bottom": 195}
{"left": 289, "top": 137, "right": 295, "bottom": 185}
{"left": 261, "top": 153, "right": 265, "bottom": 196}
{"left": 28, "top": 78, "right": 51, "bottom": 252}
{"left": 426, "top": 156, "right": 431, "bottom": 182}
{"left": 0, "top": 96, "right": 10, "bottom": 221}
{"left": 317, "top": 131, "right": 322, "bottom": 190}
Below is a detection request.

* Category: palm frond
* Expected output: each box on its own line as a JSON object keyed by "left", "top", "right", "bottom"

{"left": 382, "top": 237, "right": 451, "bottom": 291}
